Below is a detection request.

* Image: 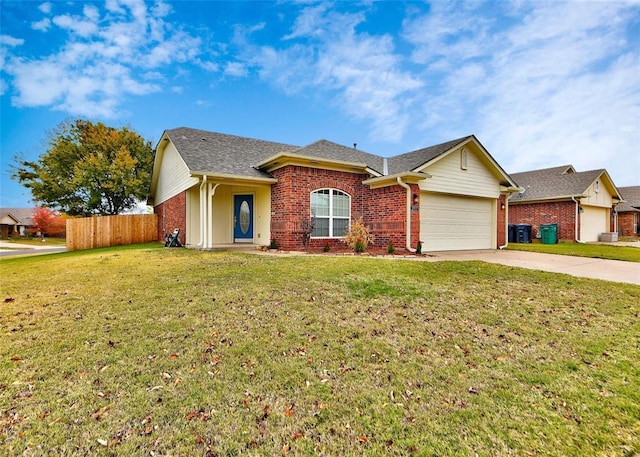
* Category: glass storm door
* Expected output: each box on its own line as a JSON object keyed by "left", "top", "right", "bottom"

{"left": 234, "top": 195, "right": 254, "bottom": 242}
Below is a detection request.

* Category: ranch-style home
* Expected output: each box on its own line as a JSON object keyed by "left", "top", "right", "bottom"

{"left": 508, "top": 165, "right": 623, "bottom": 242}
{"left": 150, "top": 127, "right": 521, "bottom": 252}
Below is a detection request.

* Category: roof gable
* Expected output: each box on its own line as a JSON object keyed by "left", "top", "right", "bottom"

{"left": 387, "top": 136, "right": 471, "bottom": 175}
{"left": 0, "top": 208, "right": 35, "bottom": 225}
{"left": 162, "top": 127, "right": 299, "bottom": 178}
{"left": 617, "top": 186, "right": 640, "bottom": 212}
{"left": 510, "top": 166, "right": 621, "bottom": 203}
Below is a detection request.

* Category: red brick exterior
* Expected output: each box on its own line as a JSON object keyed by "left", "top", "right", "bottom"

{"left": 154, "top": 191, "right": 187, "bottom": 245}
{"left": 270, "top": 165, "right": 419, "bottom": 251}
{"left": 509, "top": 200, "right": 577, "bottom": 241}
{"left": 618, "top": 212, "right": 639, "bottom": 237}
{"left": 497, "top": 194, "right": 507, "bottom": 247}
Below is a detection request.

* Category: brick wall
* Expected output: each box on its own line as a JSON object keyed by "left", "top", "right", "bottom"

{"left": 618, "top": 212, "right": 639, "bottom": 237}
{"left": 509, "top": 200, "right": 576, "bottom": 241}
{"left": 270, "top": 166, "right": 414, "bottom": 251}
{"left": 154, "top": 191, "right": 187, "bottom": 245}
{"left": 497, "top": 194, "right": 506, "bottom": 247}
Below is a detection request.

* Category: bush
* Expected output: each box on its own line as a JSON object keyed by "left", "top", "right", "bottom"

{"left": 387, "top": 242, "right": 395, "bottom": 254}
{"left": 343, "top": 217, "right": 374, "bottom": 252}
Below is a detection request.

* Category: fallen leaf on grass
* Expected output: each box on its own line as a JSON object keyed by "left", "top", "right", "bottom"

{"left": 358, "top": 435, "right": 368, "bottom": 443}
{"left": 10, "top": 357, "right": 22, "bottom": 363}
{"left": 285, "top": 404, "right": 295, "bottom": 417}
{"left": 169, "top": 354, "right": 179, "bottom": 359}
{"left": 97, "top": 438, "right": 108, "bottom": 447}
{"left": 292, "top": 432, "right": 304, "bottom": 439}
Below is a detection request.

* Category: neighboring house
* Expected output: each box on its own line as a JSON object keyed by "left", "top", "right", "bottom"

{"left": 616, "top": 186, "right": 640, "bottom": 237}
{"left": 151, "top": 128, "right": 521, "bottom": 252}
{"left": 0, "top": 208, "right": 35, "bottom": 237}
{"left": 509, "top": 165, "right": 623, "bottom": 242}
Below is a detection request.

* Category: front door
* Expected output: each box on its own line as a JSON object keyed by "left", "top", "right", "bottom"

{"left": 234, "top": 194, "right": 254, "bottom": 242}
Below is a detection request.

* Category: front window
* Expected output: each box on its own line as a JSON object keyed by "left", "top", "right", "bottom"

{"left": 311, "top": 189, "right": 350, "bottom": 237}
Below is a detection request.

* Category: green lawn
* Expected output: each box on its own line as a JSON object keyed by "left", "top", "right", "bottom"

{"left": 507, "top": 241, "right": 640, "bottom": 262}
{"left": 1, "top": 244, "right": 639, "bottom": 456}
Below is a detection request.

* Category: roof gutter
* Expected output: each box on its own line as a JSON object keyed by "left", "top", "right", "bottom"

{"left": 396, "top": 176, "right": 416, "bottom": 253}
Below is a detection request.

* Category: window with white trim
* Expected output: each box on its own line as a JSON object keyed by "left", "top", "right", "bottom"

{"left": 310, "top": 189, "right": 350, "bottom": 237}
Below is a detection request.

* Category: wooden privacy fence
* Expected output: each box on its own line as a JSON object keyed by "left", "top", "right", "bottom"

{"left": 66, "top": 214, "right": 158, "bottom": 251}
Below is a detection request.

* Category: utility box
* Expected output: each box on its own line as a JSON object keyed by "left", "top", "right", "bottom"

{"left": 540, "top": 223, "right": 558, "bottom": 244}
{"left": 599, "top": 232, "right": 618, "bottom": 242}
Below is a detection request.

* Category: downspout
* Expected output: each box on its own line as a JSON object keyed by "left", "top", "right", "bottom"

{"left": 397, "top": 177, "right": 416, "bottom": 253}
{"left": 207, "top": 183, "right": 220, "bottom": 249}
{"left": 198, "top": 176, "right": 208, "bottom": 248}
{"left": 571, "top": 196, "right": 585, "bottom": 243}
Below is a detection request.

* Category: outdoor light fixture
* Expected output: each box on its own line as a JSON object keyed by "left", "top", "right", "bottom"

{"left": 500, "top": 202, "right": 505, "bottom": 210}
{"left": 412, "top": 193, "right": 419, "bottom": 205}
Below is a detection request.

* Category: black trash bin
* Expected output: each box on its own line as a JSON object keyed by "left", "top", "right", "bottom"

{"left": 515, "top": 224, "right": 532, "bottom": 243}
{"left": 508, "top": 224, "right": 517, "bottom": 243}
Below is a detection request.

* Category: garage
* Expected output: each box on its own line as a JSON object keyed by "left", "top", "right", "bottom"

{"left": 420, "top": 192, "right": 494, "bottom": 251}
{"left": 580, "top": 206, "right": 609, "bottom": 242}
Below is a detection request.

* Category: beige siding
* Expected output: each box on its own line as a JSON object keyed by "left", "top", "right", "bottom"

{"left": 581, "top": 206, "right": 609, "bottom": 242}
{"left": 186, "top": 186, "right": 200, "bottom": 246}
{"left": 155, "top": 142, "right": 199, "bottom": 205}
{"left": 421, "top": 193, "right": 495, "bottom": 251}
{"left": 582, "top": 179, "right": 614, "bottom": 208}
{"left": 418, "top": 147, "right": 501, "bottom": 198}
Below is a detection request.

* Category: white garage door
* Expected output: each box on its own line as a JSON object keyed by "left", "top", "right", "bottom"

{"left": 421, "top": 193, "right": 494, "bottom": 251}
{"left": 581, "top": 206, "right": 609, "bottom": 242}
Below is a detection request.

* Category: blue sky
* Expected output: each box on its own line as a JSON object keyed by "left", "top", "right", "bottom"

{"left": 1, "top": 0, "right": 639, "bottom": 208}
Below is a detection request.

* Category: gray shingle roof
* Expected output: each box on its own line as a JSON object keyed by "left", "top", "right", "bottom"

{"left": 617, "top": 186, "right": 640, "bottom": 212}
{"left": 165, "top": 127, "right": 299, "bottom": 179}
{"left": 291, "top": 140, "right": 385, "bottom": 174}
{"left": 0, "top": 208, "right": 35, "bottom": 225}
{"left": 161, "top": 128, "right": 496, "bottom": 181}
{"left": 387, "top": 136, "right": 473, "bottom": 175}
{"left": 509, "top": 166, "right": 605, "bottom": 203}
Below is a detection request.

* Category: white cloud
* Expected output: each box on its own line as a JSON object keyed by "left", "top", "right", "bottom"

{"left": 224, "top": 62, "right": 248, "bottom": 77}
{"left": 31, "top": 18, "right": 51, "bottom": 32}
{"left": 243, "top": 4, "right": 422, "bottom": 142}
{"left": 401, "top": 1, "right": 640, "bottom": 184}
{"left": 0, "top": 35, "right": 25, "bottom": 46}
{"left": 3, "top": 0, "right": 214, "bottom": 118}
{"left": 39, "top": 2, "right": 52, "bottom": 14}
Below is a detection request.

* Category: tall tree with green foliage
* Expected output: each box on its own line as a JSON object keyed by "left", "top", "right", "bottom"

{"left": 12, "top": 120, "right": 154, "bottom": 216}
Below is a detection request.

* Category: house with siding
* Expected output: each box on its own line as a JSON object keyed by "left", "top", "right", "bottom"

{"left": 0, "top": 208, "right": 35, "bottom": 238}
{"left": 616, "top": 186, "right": 640, "bottom": 237}
{"left": 150, "top": 128, "right": 520, "bottom": 252}
{"left": 508, "top": 165, "right": 623, "bottom": 242}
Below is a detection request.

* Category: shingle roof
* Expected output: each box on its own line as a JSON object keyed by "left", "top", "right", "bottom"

{"left": 509, "top": 166, "right": 606, "bottom": 203}
{"left": 160, "top": 128, "right": 503, "bottom": 182}
{"left": 0, "top": 208, "right": 35, "bottom": 225}
{"left": 386, "top": 136, "right": 473, "bottom": 175}
{"left": 165, "top": 127, "right": 299, "bottom": 179}
{"left": 617, "top": 186, "right": 640, "bottom": 212}
{"left": 291, "top": 140, "right": 385, "bottom": 174}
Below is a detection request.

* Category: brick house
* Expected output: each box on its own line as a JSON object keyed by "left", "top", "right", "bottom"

{"left": 0, "top": 208, "right": 35, "bottom": 238}
{"left": 150, "top": 128, "right": 520, "bottom": 252}
{"left": 616, "top": 186, "right": 640, "bottom": 237}
{"left": 509, "top": 165, "right": 623, "bottom": 242}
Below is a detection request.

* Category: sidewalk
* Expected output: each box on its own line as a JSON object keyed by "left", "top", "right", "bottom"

{"left": 0, "top": 240, "right": 67, "bottom": 258}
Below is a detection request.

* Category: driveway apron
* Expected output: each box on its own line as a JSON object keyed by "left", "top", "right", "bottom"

{"left": 423, "top": 249, "right": 640, "bottom": 286}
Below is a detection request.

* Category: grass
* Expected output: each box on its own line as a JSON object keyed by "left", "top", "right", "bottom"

{"left": 1, "top": 244, "right": 639, "bottom": 456}
{"left": 507, "top": 241, "right": 640, "bottom": 263}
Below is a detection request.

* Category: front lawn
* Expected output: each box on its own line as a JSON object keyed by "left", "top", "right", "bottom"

{"left": 1, "top": 245, "right": 638, "bottom": 455}
{"left": 508, "top": 241, "right": 640, "bottom": 262}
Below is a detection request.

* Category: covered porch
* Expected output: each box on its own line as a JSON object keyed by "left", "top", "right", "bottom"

{"left": 185, "top": 175, "right": 275, "bottom": 249}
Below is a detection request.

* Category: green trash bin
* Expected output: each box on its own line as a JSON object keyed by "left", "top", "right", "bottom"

{"left": 540, "top": 223, "right": 558, "bottom": 244}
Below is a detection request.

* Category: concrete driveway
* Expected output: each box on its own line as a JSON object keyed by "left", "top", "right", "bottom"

{"left": 423, "top": 249, "right": 640, "bottom": 286}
